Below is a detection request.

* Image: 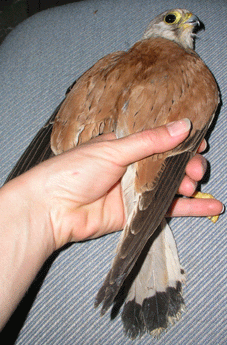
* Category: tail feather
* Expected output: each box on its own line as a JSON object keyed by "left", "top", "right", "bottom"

{"left": 95, "top": 151, "right": 191, "bottom": 313}
{"left": 121, "top": 220, "right": 185, "bottom": 338}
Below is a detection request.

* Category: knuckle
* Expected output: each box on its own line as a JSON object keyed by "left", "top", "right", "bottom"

{"left": 140, "top": 129, "right": 159, "bottom": 150}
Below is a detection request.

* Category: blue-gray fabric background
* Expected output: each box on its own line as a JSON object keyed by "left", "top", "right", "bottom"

{"left": 0, "top": 0, "right": 226, "bottom": 344}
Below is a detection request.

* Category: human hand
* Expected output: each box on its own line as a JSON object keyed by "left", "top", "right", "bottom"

{"left": 1, "top": 119, "right": 223, "bottom": 330}
{"left": 17, "top": 118, "right": 222, "bottom": 251}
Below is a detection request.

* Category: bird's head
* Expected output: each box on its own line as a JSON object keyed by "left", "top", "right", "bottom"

{"left": 143, "top": 9, "right": 204, "bottom": 50}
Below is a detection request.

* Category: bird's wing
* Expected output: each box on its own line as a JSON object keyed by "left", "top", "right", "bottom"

{"left": 4, "top": 103, "right": 60, "bottom": 183}
{"left": 95, "top": 38, "right": 219, "bottom": 313}
{"left": 5, "top": 36, "right": 219, "bottom": 321}
{"left": 4, "top": 50, "right": 126, "bottom": 183}
{"left": 50, "top": 51, "right": 127, "bottom": 154}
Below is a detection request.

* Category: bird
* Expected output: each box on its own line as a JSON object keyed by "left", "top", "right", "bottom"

{"left": 5, "top": 9, "right": 219, "bottom": 339}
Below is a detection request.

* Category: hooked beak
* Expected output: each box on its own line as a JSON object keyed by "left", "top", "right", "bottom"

{"left": 185, "top": 14, "right": 205, "bottom": 32}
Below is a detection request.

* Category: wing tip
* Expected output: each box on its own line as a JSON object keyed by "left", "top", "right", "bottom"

{"left": 95, "top": 269, "right": 128, "bottom": 315}
{"left": 94, "top": 283, "right": 116, "bottom": 316}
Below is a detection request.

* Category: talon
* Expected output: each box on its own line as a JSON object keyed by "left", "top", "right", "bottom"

{"left": 192, "top": 191, "right": 219, "bottom": 223}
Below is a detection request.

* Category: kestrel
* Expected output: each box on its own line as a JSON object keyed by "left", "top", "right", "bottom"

{"left": 5, "top": 9, "right": 219, "bottom": 339}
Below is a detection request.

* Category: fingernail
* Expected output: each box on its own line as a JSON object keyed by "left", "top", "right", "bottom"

{"left": 201, "top": 156, "right": 208, "bottom": 175}
{"left": 221, "top": 204, "right": 225, "bottom": 214}
{"left": 200, "top": 139, "right": 207, "bottom": 152}
{"left": 166, "top": 118, "right": 191, "bottom": 137}
{"left": 191, "top": 180, "right": 198, "bottom": 192}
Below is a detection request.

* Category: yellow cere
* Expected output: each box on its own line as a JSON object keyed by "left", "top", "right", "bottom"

{"left": 180, "top": 12, "right": 194, "bottom": 28}
{"left": 183, "top": 12, "right": 193, "bottom": 22}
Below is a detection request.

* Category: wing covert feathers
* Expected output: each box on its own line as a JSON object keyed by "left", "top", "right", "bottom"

{"left": 51, "top": 38, "right": 219, "bottom": 155}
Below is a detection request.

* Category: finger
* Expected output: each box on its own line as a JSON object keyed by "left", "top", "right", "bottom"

{"left": 197, "top": 139, "right": 207, "bottom": 153}
{"left": 167, "top": 197, "right": 224, "bottom": 217}
{"left": 107, "top": 119, "right": 191, "bottom": 167}
{"left": 178, "top": 176, "right": 198, "bottom": 196}
{"left": 185, "top": 154, "right": 207, "bottom": 181}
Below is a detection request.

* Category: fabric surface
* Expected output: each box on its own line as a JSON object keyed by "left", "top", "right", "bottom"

{"left": 0, "top": 0, "right": 226, "bottom": 344}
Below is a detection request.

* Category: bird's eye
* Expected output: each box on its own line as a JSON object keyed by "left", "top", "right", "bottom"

{"left": 164, "top": 14, "right": 177, "bottom": 24}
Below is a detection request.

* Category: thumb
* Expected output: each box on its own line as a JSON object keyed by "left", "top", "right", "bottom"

{"left": 111, "top": 118, "right": 191, "bottom": 167}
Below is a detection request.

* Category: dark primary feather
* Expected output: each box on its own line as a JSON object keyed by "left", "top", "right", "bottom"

{"left": 95, "top": 138, "right": 201, "bottom": 313}
{"left": 96, "top": 128, "right": 208, "bottom": 330}
{"left": 4, "top": 102, "right": 63, "bottom": 184}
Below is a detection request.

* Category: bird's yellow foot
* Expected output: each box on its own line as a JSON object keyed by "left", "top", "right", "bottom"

{"left": 192, "top": 191, "right": 219, "bottom": 223}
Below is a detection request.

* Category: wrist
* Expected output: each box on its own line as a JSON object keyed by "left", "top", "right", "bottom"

{"left": 14, "top": 169, "right": 56, "bottom": 256}
{"left": 0, "top": 173, "right": 55, "bottom": 329}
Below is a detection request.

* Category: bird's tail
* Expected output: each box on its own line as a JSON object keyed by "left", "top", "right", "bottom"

{"left": 121, "top": 219, "right": 185, "bottom": 339}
